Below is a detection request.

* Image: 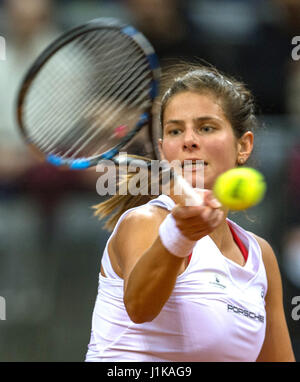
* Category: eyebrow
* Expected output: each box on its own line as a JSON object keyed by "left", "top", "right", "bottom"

{"left": 164, "top": 116, "right": 223, "bottom": 125}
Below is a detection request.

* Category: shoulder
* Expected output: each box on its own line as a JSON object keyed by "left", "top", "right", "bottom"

{"left": 108, "top": 204, "right": 171, "bottom": 279}
{"left": 231, "top": 222, "right": 277, "bottom": 272}
{"left": 112, "top": 204, "right": 169, "bottom": 250}
{"left": 248, "top": 232, "right": 277, "bottom": 270}
{"left": 118, "top": 204, "right": 169, "bottom": 231}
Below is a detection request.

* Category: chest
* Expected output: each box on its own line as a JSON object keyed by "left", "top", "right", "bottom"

{"left": 176, "top": 235, "right": 267, "bottom": 302}
{"left": 165, "top": 256, "right": 267, "bottom": 361}
{"left": 180, "top": 237, "right": 246, "bottom": 276}
{"left": 220, "top": 242, "right": 247, "bottom": 266}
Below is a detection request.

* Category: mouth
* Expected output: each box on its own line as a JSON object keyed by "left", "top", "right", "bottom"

{"left": 181, "top": 159, "right": 208, "bottom": 171}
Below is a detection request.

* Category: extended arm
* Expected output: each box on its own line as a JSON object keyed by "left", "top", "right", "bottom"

{"left": 110, "top": 192, "right": 223, "bottom": 323}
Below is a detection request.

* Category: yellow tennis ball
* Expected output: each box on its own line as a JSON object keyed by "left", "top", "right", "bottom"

{"left": 213, "top": 167, "right": 266, "bottom": 210}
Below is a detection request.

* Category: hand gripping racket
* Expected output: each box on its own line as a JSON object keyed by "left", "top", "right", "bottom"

{"left": 16, "top": 17, "right": 203, "bottom": 206}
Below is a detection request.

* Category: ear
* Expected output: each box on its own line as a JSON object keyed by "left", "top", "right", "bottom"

{"left": 157, "top": 138, "right": 165, "bottom": 160}
{"left": 236, "top": 131, "right": 254, "bottom": 165}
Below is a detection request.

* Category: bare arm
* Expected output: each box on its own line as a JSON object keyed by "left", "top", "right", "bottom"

{"left": 113, "top": 206, "right": 184, "bottom": 323}
{"left": 254, "top": 235, "right": 295, "bottom": 362}
{"left": 110, "top": 192, "right": 223, "bottom": 323}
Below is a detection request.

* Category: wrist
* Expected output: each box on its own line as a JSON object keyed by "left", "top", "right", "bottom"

{"left": 159, "top": 213, "right": 197, "bottom": 258}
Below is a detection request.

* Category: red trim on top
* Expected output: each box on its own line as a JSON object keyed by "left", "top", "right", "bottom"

{"left": 227, "top": 221, "right": 248, "bottom": 262}
{"left": 187, "top": 221, "right": 248, "bottom": 265}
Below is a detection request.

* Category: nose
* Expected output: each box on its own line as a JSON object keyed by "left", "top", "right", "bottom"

{"left": 183, "top": 129, "right": 199, "bottom": 151}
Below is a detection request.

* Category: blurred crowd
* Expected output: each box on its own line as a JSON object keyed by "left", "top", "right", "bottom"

{"left": 0, "top": 0, "right": 300, "bottom": 361}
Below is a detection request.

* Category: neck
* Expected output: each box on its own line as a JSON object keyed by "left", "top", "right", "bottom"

{"left": 209, "top": 207, "right": 230, "bottom": 250}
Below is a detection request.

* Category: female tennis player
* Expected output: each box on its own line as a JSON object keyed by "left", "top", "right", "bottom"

{"left": 85, "top": 64, "right": 295, "bottom": 362}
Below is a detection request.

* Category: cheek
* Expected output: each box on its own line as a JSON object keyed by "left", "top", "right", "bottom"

{"left": 207, "top": 135, "right": 238, "bottom": 166}
{"left": 161, "top": 140, "right": 179, "bottom": 161}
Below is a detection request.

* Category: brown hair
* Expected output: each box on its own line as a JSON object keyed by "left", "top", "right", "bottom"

{"left": 93, "top": 62, "right": 258, "bottom": 231}
{"left": 159, "top": 63, "right": 258, "bottom": 138}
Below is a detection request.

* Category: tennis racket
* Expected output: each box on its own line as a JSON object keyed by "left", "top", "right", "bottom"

{"left": 16, "top": 17, "right": 203, "bottom": 206}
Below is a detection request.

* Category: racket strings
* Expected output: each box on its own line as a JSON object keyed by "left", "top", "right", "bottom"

{"left": 28, "top": 36, "right": 126, "bottom": 147}
{"left": 23, "top": 28, "right": 154, "bottom": 159}
{"left": 34, "top": 57, "right": 150, "bottom": 156}
{"left": 61, "top": 51, "right": 152, "bottom": 157}
{"left": 26, "top": 51, "right": 91, "bottom": 144}
{"left": 26, "top": 29, "right": 134, "bottom": 136}
{"left": 45, "top": 61, "right": 151, "bottom": 158}
{"left": 65, "top": 77, "right": 152, "bottom": 158}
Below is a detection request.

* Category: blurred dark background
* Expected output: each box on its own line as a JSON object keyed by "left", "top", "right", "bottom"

{"left": 0, "top": 0, "right": 300, "bottom": 361}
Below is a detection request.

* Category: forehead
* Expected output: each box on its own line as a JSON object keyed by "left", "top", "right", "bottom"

{"left": 163, "top": 91, "right": 228, "bottom": 123}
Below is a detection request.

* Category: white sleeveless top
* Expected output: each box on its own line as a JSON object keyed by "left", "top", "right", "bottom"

{"left": 85, "top": 195, "right": 267, "bottom": 362}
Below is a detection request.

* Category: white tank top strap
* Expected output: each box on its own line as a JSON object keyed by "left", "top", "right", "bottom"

{"left": 101, "top": 245, "right": 121, "bottom": 280}
{"left": 147, "top": 194, "right": 175, "bottom": 211}
{"left": 101, "top": 206, "right": 139, "bottom": 280}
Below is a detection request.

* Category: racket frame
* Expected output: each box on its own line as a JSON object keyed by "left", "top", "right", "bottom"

{"left": 16, "top": 18, "right": 204, "bottom": 206}
{"left": 16, "top": 18, "right": 160, "bottom": 169}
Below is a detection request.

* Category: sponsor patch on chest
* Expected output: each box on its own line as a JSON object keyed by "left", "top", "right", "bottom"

{"left": 227, "top": 303, "right": 265, "bottom": 323}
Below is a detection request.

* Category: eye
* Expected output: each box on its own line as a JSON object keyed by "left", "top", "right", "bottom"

{"left": 199, "top": 125, "right": 215, "bottom": 133}
{"left": 166, "top": 127, "right": 182, "bottom": 136}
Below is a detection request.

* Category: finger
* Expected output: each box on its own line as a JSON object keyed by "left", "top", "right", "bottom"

{"left": 185, "top": 212, "right": 224, "bottom": 239}
{"left": 209, "top": 209, "right": 224, "bottom": 229}
{"left": 171, "top": 204, "right": 205, "bottom": 220}
{"left": 204, "top": 206, "right": 219, "bottom": 221}
{"left": 172, "top": 201, "right": 221, "bottom": 225}
{"left": 203, "top": 190, "right": 222, "bottom": 209}
{"left": 175, "top": 207, "right": 223, "bottom": 232}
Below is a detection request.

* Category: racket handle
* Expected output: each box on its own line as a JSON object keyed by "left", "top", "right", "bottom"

{"left": 170, "top": 174, "right": 204, "bottom": 207}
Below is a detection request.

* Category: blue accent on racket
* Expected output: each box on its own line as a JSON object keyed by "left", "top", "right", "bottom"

{"left": 147, "top": 53, "right": 160, "bottom": 71}
{"left": 70, "top": 159, "right": 91, "bottom": 169}
{"left": 122, "top": 26, "right": 138, "bottom": 37}
{"left": 47, "top": 154, "right": 63, "bottom": 166}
